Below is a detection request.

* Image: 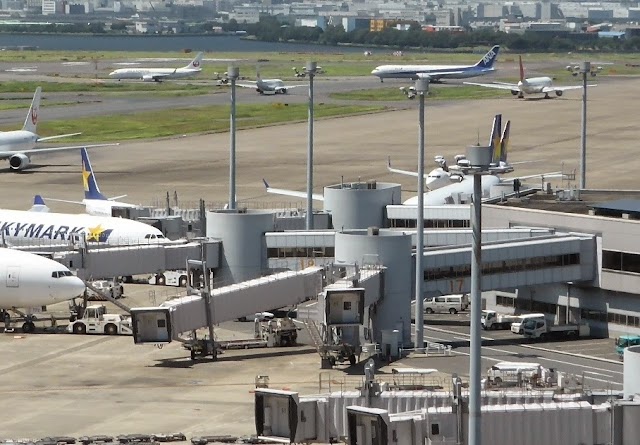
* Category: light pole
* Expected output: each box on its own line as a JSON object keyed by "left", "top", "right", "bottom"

{"left": 414, "top": 77, "right": 429, "bottom": 351}
{"left": 578, "top": 61, "right": 590, "bottom": 190}
{"left": 228, "top": 65, "right": 239, "bottom": 210}
{"left": 305, "top": 61, "right": 317, "bottom": 230}
{"left": 456, "top": 144, "right": 492, "bottom": 445}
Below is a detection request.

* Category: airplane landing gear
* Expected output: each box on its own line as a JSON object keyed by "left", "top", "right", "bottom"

{"left": 544, "top": 93, "right": 551, "bottom": 99}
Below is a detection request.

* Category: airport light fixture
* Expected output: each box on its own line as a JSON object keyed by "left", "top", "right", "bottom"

{"left": 228, "top": 66, "right": 240, "bottom": 210}
{"left": 414, "top": 77, "right": 429, "bottom": 351}
{"left": 578, "top": 61, "right": 591, "bottom": 190}
{"left": 305, "top": 61, "right": 318, "bottom": 230}
{"left": 455, "top": 144, "right": 493, "bottom": 445}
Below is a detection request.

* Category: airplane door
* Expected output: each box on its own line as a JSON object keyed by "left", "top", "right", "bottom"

{"left": 6, "top": 266, "right": 19, "bottom": 288}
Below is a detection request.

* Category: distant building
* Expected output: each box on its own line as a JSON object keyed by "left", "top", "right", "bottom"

{"left": 41, "top": 0, "right": 58, "bottom": 15}
{"left": 295, "top": 17, "right": 326, "bottom": 29}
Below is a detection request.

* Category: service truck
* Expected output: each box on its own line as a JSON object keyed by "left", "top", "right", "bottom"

{"left": 510, "top": 313, "right": 546, "bottom": 334}
{"left": 616, "top": 335, "right": 640, "bottom": 360}
{"left": 67, "top": 305, "right": 133, "bottom": 336}
{"left": 87, "top": 279, "right": 124, "bottom": 300}
{"left": 481, "top": 310, "right": 521, "bottom": 330}
{"left": 522, "top": 318, "right": 590, "bottom": 341}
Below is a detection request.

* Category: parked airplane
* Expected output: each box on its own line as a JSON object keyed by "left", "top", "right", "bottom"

{"left": 371, "top": 45, "right": 500, "bottom": 83}
{"left": 464, "top": 55, "right": 595, "bottom": 99}
{"left": 7, "top": 204, "right": 167, "bottom": 247}
{"left": 0, "top": 87, "right": 117, "bottom": 171}
{"left": 0, "top": 248, "right": 85, "bottom": 332}
{"left": 236, "top": 73, "right": 307, "bottom": 95}
{"left": 43, "top": 148, "right": 141, "bottom": 217}
{"left": 108, "top": 52, "right": 204, "bottom": 82}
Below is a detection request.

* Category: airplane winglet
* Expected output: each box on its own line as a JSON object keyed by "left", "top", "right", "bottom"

{"left": 387, "top": 156, "right": 392, "bottom": 169}
{"left": 262, "top": 178, "right": 270, "bottom": 189}
{"left": 34, "top": 194, "right": 45, "bottom": 205}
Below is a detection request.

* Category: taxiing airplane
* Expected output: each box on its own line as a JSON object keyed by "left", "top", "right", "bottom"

{"left": 236, "top": 73, "right": 307, "bottom": 95}
{"left": 6, "top": 203, "right": 167, "bottom": 247}
{"left": 464, "top": 55, "right": 596, "bottom": 99}
{"left": 371, "top": 45, "right": 500, "bottom": 83}
{"left": 108, "top": 52, "right": 204, "bottom": 82}
{"left": 0, "top": 87, "right": 117, "bottom": 171}
{"left": 43, "top": 148, "right": 141, "bottom": 217}
{"left": 0, "top": 247, "right": 85, "bottom": 332}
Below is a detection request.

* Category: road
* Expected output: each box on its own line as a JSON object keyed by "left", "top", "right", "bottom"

{"left": 413, "top": 316, "right": 623, "bottom": 389}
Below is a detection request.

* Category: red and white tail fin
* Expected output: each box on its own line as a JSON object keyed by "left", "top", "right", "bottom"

{"left": 22, "top": 87, "right": 41, "bottom": 133}
{"left": 519, "top": 55, "right": 525, "bottom": 82}
{"left": 186, "top": 52, "right": 203, "bottom": 70}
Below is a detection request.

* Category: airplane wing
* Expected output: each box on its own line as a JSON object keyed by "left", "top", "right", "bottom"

{"left": 542, "top": 85, "right": 596, "bottom": 93}
{"left": 236, "top": 82, "right": 258, "bottom": 88}
{"left": 142, "top": 72, "right": 173, "bottom": 82}
{"left": 277, "top": 84, "right": 307, "bottom": 89}
{"left": 387, "top": 157, "right": 420, "bottom": 178}
{"left": 262, "top": 179, "right": 324, "bottom": 201}
{"left": 37, "top": 133, "right": 82, "bottom": 142}
{"left": 0, "top": 143, "right": 119, "bottom": 160}
{"left": 502, "top": 171, "right": 566, "bottom": 182}
{"left": 418, "top": 70, "right": 466, "bottom": 79}
{"left": 464, "top": 82, "right": 519, "bottom": 90}
{"left": 42, "top": 197, "right": 84, "bottom": 205}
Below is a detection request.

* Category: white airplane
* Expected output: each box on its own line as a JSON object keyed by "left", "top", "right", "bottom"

{"left": 0, "top": 87, "right": 117, "bottom": 171}
{"left": 108, "top": 52, "right": 204, "bottom": 82}
{"left": 236, "top": 72, "right": 307, "bottom": 95}
{"left": 371, "top": 45, "right": 500, "bottom": 83}
{"left": 43, "top": 147, "right": 141, "bottom": 217}
{"left": 387, "top": 156, "right": 463, "bottom": 191}
{"left": 464, "top": 55, "right": 596, "bottom": 99}
{"left": 0, "top": 248, "right": 85, "bottom": 333}
{"left": 5, "top": 202, "right": 168, "bottom": 247}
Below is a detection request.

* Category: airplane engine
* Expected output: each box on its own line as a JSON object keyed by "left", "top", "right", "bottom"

{"left": 9, "top": 153, "right": 30, "bottom": 171}
{"left": 555, "top": 90, "right": 563, "bottom": 97}
{"left": 511, "top": 90, "right": 519, "bottom": 96}
{"left": 279, "top": 88, "right": 287, "bottom": 94}
{"left": 142, "top": 75, "right": 156, "bottom": 82}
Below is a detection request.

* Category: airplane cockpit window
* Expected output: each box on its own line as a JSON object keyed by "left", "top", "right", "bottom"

{"left": 52, "top": 271, "right": 73, "bottom": 278}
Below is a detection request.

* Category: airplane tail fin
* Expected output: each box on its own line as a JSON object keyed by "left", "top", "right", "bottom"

{"left": 81, "top": 147, "right": 107, "bottom": 201}
{"left": 489, "top": 114, "right": 502, "bottom": 163}
{"left": 519, "top": 55, "right": 525, "bottom": 82}
{"left": 22, "top": 87, "right": 41, "bottom": 133}
{"left": 499, "top": 120, "right": 510, "bottom": 164}
{"left": 185, "top": 52, "right": 203, "bottom": 70}
{"left": 474, "top": 45, "right": 500, "bottom": 69}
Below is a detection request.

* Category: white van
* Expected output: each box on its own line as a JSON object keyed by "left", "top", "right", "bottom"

{"left": 424, "top": 294, "right": 469, "bottom": 314}
{"left": 510, "top": 313, "right": 546, "bottom": 334}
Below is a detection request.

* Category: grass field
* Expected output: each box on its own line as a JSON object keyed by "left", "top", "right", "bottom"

{"left": 330, "top": 85, "right": 510, "bottom": 101}
{"left": 25, "top": 103, "right": 387, "bottom": 142}
{"left": 0, "top": 80, "right": 215, "bottom": 94}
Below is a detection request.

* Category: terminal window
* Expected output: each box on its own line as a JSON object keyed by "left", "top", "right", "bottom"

{"left": 602, "top": 250, "right": 640, "bottom": 274}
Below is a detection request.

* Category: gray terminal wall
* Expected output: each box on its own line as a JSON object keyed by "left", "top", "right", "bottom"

{"left": 323, "top": 182, "right": 401, "bottom": 231}
{"left": 206, "top": 210, "right": 274, "bottom": 286}
{"left": 334, "top": 230, "right": 412, "bottom": 346}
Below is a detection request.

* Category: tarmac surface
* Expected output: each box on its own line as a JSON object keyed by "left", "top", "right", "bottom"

{"left": 0, "top": 68, "right": 637, "bottom": 441}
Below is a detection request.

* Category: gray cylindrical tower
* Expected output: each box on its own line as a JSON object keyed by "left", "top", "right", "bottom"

{"left": 334, "top": 229, "right": 412, "bottom": 345}
{"left": 206, "top": 210, "right": 275, "bottom": 286}
{"left": 624, "top": 345, "right": 640, "bottom": 399}
{"left": 323, "top": 181, "right": 401, "bottom": 230}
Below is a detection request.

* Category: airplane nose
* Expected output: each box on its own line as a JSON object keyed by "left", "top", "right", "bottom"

{"left": 52, "top": 277, "right": 86, "bottom": 302}
{"left": 371, "top": 69, "right": 378, "bottom": 75}
{"left": 108, "top": 71, "right": 116, "bottom": 77}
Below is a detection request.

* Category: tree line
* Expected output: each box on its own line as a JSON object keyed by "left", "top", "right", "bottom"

{"left": 235, "top": 15, "right": 640, "bottom": 52}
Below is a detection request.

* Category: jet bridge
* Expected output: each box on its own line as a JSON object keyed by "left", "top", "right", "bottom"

{"left": 130, "top": 267, "right": 324, "bottom": 344}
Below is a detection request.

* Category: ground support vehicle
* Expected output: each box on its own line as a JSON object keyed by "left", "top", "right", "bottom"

{"left": 67, "top": 305, "right": 133, "bottom": 335}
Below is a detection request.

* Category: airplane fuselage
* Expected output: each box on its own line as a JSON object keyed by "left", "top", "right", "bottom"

{"left": 404, "top": 175, "right": 502, "bottom": 206}
{"left": 518, "top": 77, "right": 553, "bottom": 95}
{"left": 0, "top": 130, "right": 39, "bottom": 152}
{"left": 83, "top": 199, "right": 141, "bottom": 217}
{"left": 109, "top": 67, "right": 201, "bottom": 81}
{"left": 0, "top": 209, "right": 166, "bottom": 247}
{"left": 257, "top": 78, "right": 287, "bottom": 93}
{"left": 0, "top": 248, "right": 85, "bottom": 308}
{"left": 371, "top": 65, "right": 494, "bottom": 81}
